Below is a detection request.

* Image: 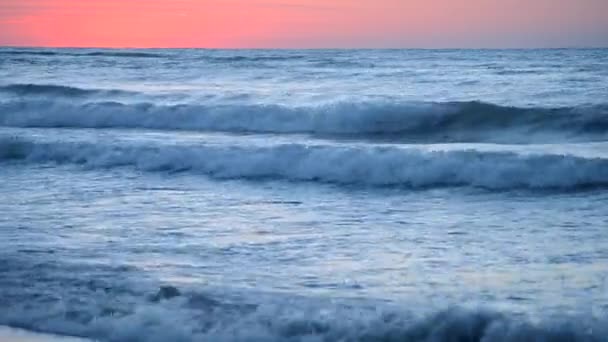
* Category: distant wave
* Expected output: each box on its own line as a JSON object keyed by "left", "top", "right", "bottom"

{"left": 1, "top": 94, "right": 607, "bottom": 143}
{"left": 0, "top": 84, "right": 134, "bottom": 98}
{"left": 0, "top": 50, "right": 59, "bottom": 56}
{"left": 0, "top": 49, "right": 304, "bottom": 60}
{"left": 202, "top": 55, "right": 307, "bottom": 63}
{"left": 493, "top": 69, "right": 540, "bottom": 75}
{"left": 0, "top": 50, "right": 369, "bottom": 66}
{"left": 83, "top": 51, "right": 166, "bottom": 58}
{"left": 2, "top": 138, "right": 607, "bottom": 190}
{"left": 0, "top": 50, "right": 165, "bottom": 58}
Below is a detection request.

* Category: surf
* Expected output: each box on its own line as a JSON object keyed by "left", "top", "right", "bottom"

{"left": 1, "top": 91, "right": 607, "bottom": 143}
{"left": 2, "top": 137, "right": 608, "bottom": 190}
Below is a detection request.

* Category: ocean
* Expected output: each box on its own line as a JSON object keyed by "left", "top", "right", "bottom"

{"left": 0, "top": 47, "right": 607, "bottom": 341}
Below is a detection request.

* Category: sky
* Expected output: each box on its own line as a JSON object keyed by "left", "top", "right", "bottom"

{"left": 0, "top": 0, "right": 607, "bottom": 48}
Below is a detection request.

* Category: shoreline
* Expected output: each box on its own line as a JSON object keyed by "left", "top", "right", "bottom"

{"left": 0, "top": 326, "right": 91, "bottom": 342}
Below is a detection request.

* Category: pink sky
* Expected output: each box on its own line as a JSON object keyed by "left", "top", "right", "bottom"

{"left": 1, "top": 0, "right": 607, "bottom": 48}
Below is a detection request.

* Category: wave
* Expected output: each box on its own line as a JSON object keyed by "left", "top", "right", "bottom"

{"left": 0, "top": 262, "right": 603, "bottom": 342}
{"left": 493, "top": 69, "right": 540, "bottom": 75}
{"left": 0, "top": 49, "right": 303, "bottom": 60}
{"left": 83, "top": 51, "right": 166, "bottom": 58}
{"left": 3, "top": 302, "right": 603, "bottom": 342}
{"left": 0, "top": 49, "right": 165, "bottom": 58}
{"left": 2, "top": 138, "right": 607, "bottom": 190}
{"left": 0, "top": 97, "right": 607, "bottom": 143}
{"left": 202, "top": 55, "right": 306, "bottom": 63}
{"left": 0, "top": 84, "right": 135, "bottom": 98}
{"left": 0, "top": 50, "right": 59, "bottom": 56}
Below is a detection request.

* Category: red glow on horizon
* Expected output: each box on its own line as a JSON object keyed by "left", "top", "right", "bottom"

{"left": 1, "top": 0, "right": 607, "bottom": 48}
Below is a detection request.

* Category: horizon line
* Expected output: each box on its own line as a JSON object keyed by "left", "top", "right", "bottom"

{"left": 1, "top": 45, "right": 608, "bottom": 50}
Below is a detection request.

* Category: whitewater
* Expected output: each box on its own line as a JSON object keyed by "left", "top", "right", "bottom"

{"left": 1, "top": 47, "right": 607, "bottom": 341}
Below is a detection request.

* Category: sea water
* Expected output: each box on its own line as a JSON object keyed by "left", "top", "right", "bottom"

{"left": 1, "top": 48, "right": 607, "bottom": 341}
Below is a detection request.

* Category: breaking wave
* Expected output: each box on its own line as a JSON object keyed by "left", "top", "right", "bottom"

{"left": 0, "top": 95, "right": 607, "bottom": 143}
{"left": 2, "top": 137, "right": 607, "bottom": 190}
{"left": 0, "top": 255, "right": 603, "bottom": 342}
{"left": 2, "top": 301, "right": 604, "bottom": 342}
{"left": 0, "top": 255, "right": 604, "bottom": 342}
